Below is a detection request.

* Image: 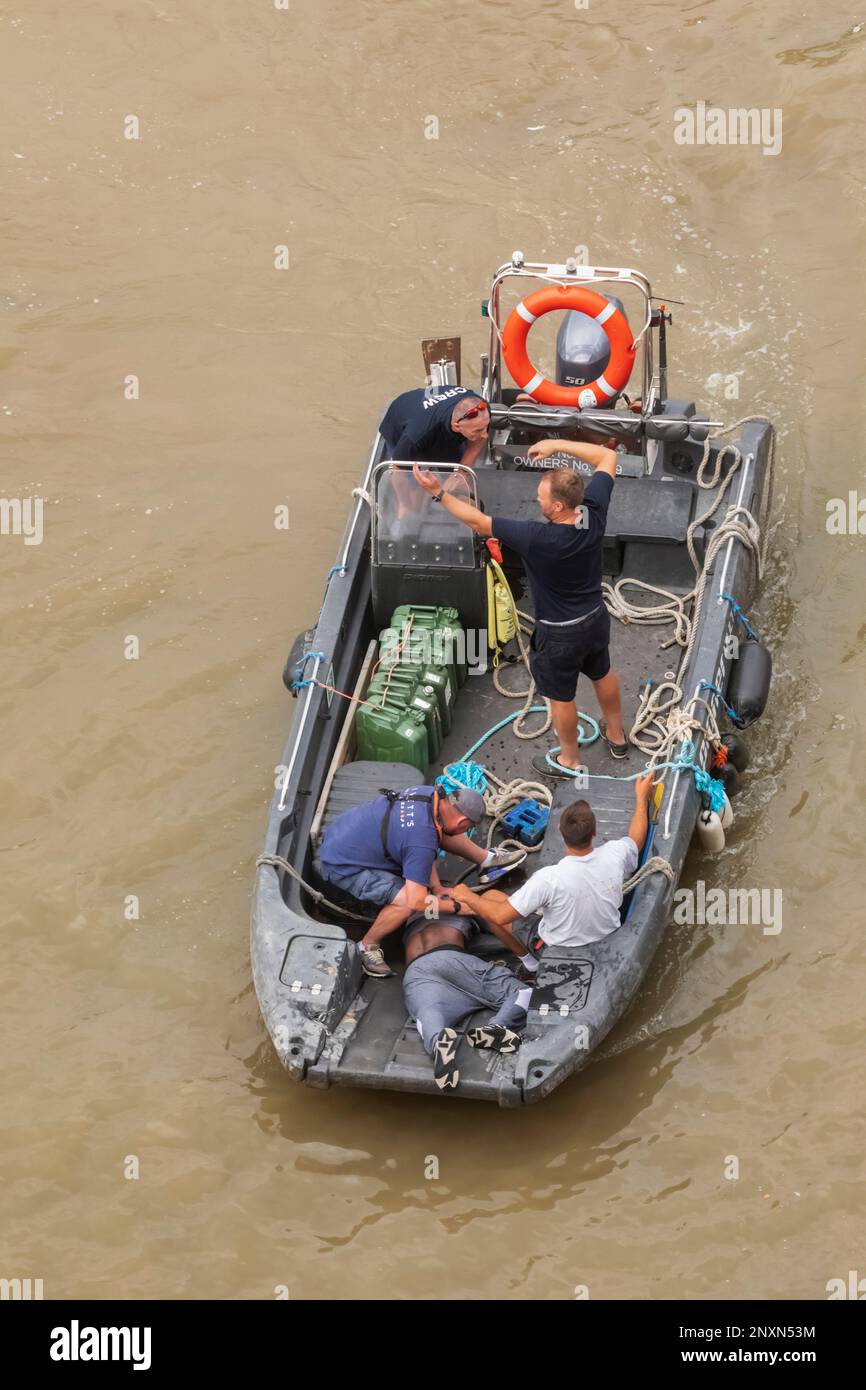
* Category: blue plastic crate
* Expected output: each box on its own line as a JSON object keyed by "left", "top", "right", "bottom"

{"left": 502, "top": 798, "right": 550, "bottom": 847}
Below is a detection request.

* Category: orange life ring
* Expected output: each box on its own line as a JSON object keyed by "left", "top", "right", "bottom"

{"left": 501, "top": 284, "right": 635, "bottom": 407}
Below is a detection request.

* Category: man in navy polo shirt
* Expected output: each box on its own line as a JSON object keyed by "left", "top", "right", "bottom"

{"left": 316, "top": 783, "right": 527, "bottom": 977}
{"left": 412, "top": 440, "right": 628, "bottom": 776}
{"left": 379, "top": 386, "right": 490, "bottom": 466}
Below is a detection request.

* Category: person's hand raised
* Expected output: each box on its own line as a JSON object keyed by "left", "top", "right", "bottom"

{"left": 634, "top": 770, "right": 658, "bottom": 802}
{"left": 527, "top": 439, "right": 561, "bottom": 461}
{"left": 412, "top": 462, "right": 441, "bottom": 493}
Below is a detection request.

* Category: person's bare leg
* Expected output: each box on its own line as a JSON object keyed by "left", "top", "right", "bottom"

{"left": 549, "top": 698, "right": 581, "bottom": 768}
{"left": 465, "top": 889, "right": 527, "bottom": 957}
{"left": 592, "top": 671, "right": 625, "bottom": 744}
{"left": 361, "top": 886, "right": 414, "bottom": 948}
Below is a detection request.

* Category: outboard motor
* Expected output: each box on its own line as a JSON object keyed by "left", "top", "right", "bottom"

{"left": 555, "top": 295, "right": 629, "bottom": 398}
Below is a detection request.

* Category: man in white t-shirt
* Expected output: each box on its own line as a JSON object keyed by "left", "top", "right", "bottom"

{"left": 452, "top": 772, "right": 657, "bottom": 948}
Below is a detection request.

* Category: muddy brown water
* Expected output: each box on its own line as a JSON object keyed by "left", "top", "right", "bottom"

{"left": 2, "top": 1, "right": 865, "bottom": 1300}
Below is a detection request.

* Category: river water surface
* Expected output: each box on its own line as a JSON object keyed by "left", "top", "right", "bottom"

{"left": 2, "top": 0, "right": 865, "bottom": 1300}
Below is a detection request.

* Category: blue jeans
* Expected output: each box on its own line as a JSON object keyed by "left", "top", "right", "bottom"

{"left": 317, "top": 861, "right": 402, "bottom": 907}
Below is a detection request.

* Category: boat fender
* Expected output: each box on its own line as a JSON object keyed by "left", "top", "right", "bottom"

{"left": 719, "top": 732, "right": 749, "bottom": 773}
{"left": 726, "top": 638, "right": 772, "bottom": 727}
{"left": 708, "top": 751, "right": 740, "bottom": 798}
{"left": 696, "top": 795, "right": 726, "bottom": 853}
{"left": 283, "top": 625, "right": 317, "bottom": 695}
{"left": 720, "top": 792, "right": 734, "bottom": 831}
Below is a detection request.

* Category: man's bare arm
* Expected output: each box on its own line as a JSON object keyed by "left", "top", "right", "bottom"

{"left": 412, "top": 463, "right": 493, "bottom": 535}
{"left": 364, "top": 880, "right": 427, "bottom": 946}
{"left": 451, "top": 884, "right": 510, "bottom": 923}
{"left": 458, "top": 436, "right": 488, "bottom": 469}
{"left": 626, "top": 772, "right": 656, "bottom": 852}
{"left": 529, "top": 440, "right": 618, "bottom": 479}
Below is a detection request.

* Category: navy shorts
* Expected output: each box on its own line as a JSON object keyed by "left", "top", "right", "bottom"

{"left": 529, "top": 605, "right": 611, "bottom": 701}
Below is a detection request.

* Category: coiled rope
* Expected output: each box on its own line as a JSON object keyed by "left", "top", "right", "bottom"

{"left": 611, "top": 417, "right": 774, "bottom": 772}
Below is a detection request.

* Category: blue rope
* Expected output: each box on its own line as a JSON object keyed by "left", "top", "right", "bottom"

{"left": 436, "top": 761, "right": 488, "bottom": 796}
{"left": 722, "top": 593, "right": 758, "bottom": 642}
{"left": 666, "top": 739, "right": 726, "bottom": 812}
{"left": 289, "top": 649, "right": 327, "bottom": 691}
{"left": 457, "top": 708, "right": 600, "bottom": 764}
{"left": 699, "top": 680, "right": 743, "bottom": 727}
{"left": 538, "top": 738, "right": 728, "bottom": 815}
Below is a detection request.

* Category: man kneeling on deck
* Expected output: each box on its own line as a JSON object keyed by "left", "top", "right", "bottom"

{"left": 402, "top": 911, "right": 535, "bottom": 1091}
{"left": 316, "top": 783, "right": 526, "bottom": 977}
{"left": 452, "top": 772, "right": 656, "bottom": 949}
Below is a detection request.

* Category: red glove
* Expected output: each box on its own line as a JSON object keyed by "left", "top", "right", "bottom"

{"left": 486, "top": 537, "right": 503, "bottom": 564}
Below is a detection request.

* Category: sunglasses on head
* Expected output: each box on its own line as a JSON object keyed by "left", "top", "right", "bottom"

{"left": 460, "top": 400, "right": 489, "bottom": 422}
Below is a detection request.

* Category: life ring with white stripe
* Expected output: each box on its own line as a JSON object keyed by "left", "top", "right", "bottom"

{"left": 502, "top": 284, "right": 635, "bottom": 407}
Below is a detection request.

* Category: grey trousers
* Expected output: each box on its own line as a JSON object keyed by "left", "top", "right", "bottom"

{"left": 403, "top": 949, "right": 528, "bottom": 1052}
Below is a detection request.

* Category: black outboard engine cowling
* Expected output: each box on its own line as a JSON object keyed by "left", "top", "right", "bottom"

{"left": 555, "top": 295, "right": 629, "bottom": 399}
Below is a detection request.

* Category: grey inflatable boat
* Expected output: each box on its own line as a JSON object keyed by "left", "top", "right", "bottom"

{"left": 252, "top": 253, "right": 775, "bottom": 1105}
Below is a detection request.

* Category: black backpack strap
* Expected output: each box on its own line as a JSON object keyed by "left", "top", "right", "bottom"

{"left": 378, "top": 788, "right": 435, "bottom": 857}
{"left": 379, "top": 789, "right": 398, "bottom": 855}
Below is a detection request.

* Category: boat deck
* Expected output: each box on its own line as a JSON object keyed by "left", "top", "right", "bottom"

{"left": 433, "top": 612, "right": 674, "bottom": 800}
{"left": 312, "top": 616, "right": 680, "bottom": 1100}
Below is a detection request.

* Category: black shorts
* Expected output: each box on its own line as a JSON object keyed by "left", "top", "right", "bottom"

{"left": 529, "top": 605, "right": 611, "bottom": 701}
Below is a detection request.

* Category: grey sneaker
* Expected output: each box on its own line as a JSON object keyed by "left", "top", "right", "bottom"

{"left": 358, "top": 944, "right": 394, "bottom": 978}
{"left": 477, "top": 846, "right": 528, "bottom": 886}
{"left": 432, "top": 1028, "right": 460, "bottom": 1090}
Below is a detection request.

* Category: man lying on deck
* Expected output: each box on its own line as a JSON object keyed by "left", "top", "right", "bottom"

{"left": 452, "top": 772, "right": 657, "bottom": 950}
{"left": 315, "top": 783, "right": 526, "bottom": 978}
{"left": 402, "top": 911, "right": 535, "bottom": 1091}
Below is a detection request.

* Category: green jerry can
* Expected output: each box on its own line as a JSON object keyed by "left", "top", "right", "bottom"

{"left": 389, "top": 605, "right": 467, "bottom": 688}
{"left": 376, "top": 651, "right": 454, "bottom": 734}
{"left": 355, "top": 703, "right": 428, "bottom": 775}
{"left": 366, "top": 671, "right": 443, "bottom": 760}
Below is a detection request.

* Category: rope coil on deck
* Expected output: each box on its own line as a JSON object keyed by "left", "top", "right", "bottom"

{"left": 613, "top": 417, "right": 774, "bottom": 772}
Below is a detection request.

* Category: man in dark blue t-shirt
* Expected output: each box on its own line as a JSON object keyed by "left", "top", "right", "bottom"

{"left": 379, "top": 387, "right": 489, "bottom": 465}
{"left": 316, "top": 784, "right": 527, "bottom": 977}
{"left": 412, "top": 440, "right": 628, "bottom": 777}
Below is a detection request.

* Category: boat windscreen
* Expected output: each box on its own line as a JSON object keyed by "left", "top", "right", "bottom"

{"left": 371, "top": 463, "right": 480, "bottom": 569}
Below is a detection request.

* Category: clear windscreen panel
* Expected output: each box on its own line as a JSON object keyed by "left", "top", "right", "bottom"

{"left": 372, "top": 463, "right": 480, "bottom": 569}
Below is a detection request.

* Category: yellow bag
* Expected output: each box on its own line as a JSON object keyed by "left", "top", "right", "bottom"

{"left": 486, "top": 558, "right": 518, "bottom": 654}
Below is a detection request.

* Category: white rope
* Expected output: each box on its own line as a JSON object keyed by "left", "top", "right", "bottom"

{"left": 603, "top": 418, "right": 770, "bottom": 662}
{"left": 256, "top": 854, "right": 374, "bottom": 922}
{"left": 490, "top": 589, "right": 552, "bottom": 740}
{"left": 622, "top": 855, "right": 675, "bottom": 892}
{"left": 602, "top": 577, "right": 691, "bottom": 650}
{"left": 604, "top": 417, "right": 774, "bottom": 767}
